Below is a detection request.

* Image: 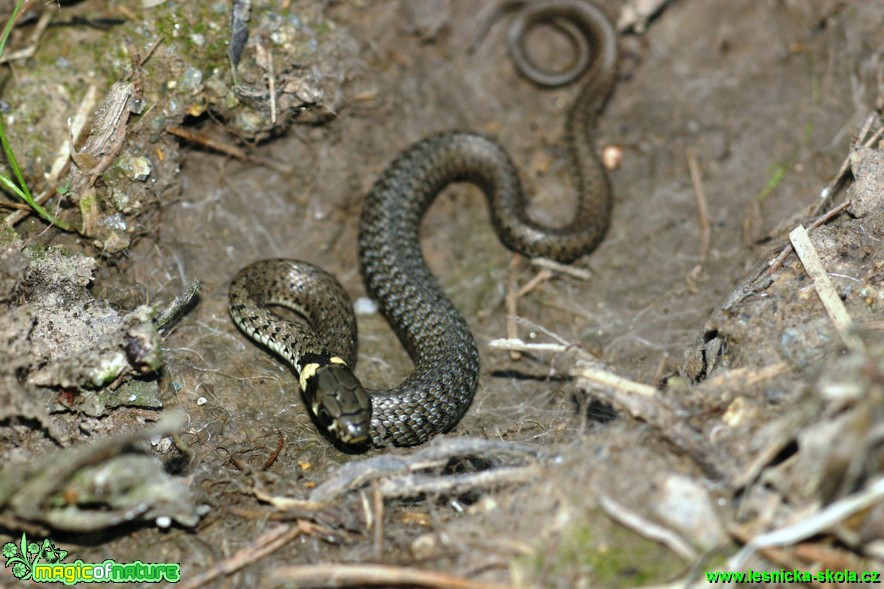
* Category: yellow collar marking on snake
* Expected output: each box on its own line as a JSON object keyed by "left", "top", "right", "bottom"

{"left": 299, "top": 356, "right": 347, "bottom": 390}
{"left": 299, "top": 363, "right": 320, "bottom": 391}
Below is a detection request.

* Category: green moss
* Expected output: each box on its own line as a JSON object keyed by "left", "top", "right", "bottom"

{"left": 0, "top": 226, "right": 19, "bottom": 249}
{"left": 102, "top": 378, "right": 163, "bottom": 410}
{"left": 89, "top": 0, "right": 229, "bottom": 94}
{"left": 20, "top": 242, "right": 53, "bottom": 262}
{"left": 149, "top": 3, "right": 229, "bottom": 66}
{"left": 79, "top": 191, "right": 98, "bottom": 214}
{"left": 514, "top": 507, "right": 685, "bottom": 588}
{"left": 312, "top": 20, "right": 335, "bottom": 37}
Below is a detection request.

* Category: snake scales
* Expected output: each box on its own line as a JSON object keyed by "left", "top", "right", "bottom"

{"left": 229, "top": 0, "right": 618, "bottom": 447}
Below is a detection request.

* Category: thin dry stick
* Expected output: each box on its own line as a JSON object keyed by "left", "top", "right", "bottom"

{"left": 261, "top": 431, "right": 284, "bottom": 471}
{"left": 854, "top": 112, "right": 878, "bottom": 151}
{"left": 650, "top": 352, "right": 669, "bottom": 386}
{"left": 309, "top": 438, "right": 540, "bottom": 502}
{"left": 177, "top": 521, "right": 322, "bottom": 589}
{"left": 574, "top": 364, "right": 727, "bottom": 479}
{"left": 685, "top": 147, "right": 710, "bottom": 265}
{"left": 862, "top": 123, "right": 884, "bottom": 149}
{"left": 598, "top": 495, "right": 696, "bottom": 562}
{"left": 530, "top": 256, "right": 593, "bottom": 280}
{"left": 792, "top": 542, "right": 863, "bottom": 575}
{"left": 516, "top": 269, "right": 553, "bottom": 298}
{"left": 166, "top": 125, "right": 249, "bottom": 161}
{"left": 49, "top": 84, "right": 99, "bottom": 180}
{"left": 812, "top": 114, "right": 883, "bottom": 214}
{"left": 493, "top": 337, "right": 726, "bottom": 477}
{"left": 763, "top": 117, "right": 880, "bottom": 270}
{"left": 269, "top": 563, "right": 514, "bottom": 589}
{"left": 571, "top": 363, "right": 657, "bottom": 397}
{"left": 751, "top": 117, "right": 881, "bottom": 276}
{"left": 377, "top": 466, "right": 538, "bottom": 499}
{"left": 252, "top": 485, "right": 328, "bottom": 512}
{"left": 488, "top": 338, "right": 567, "bottom": 354}
{"left": 697, "top": 362, "right": 789, "bottom": 394}
{"left": 0, "top": 7, "right": 52, "bottom": 64}
{"left": 505, "top": 254, "right": 522, "bottom": 360}
{"left": 728, "top": 477, "right": 884, "bottom": 571}
{"left": 766, "top": 199, "right": 851, "bottom": 275}
{"left": 2, "top": 84, "right": 98, "bottom": 228}
{"left": 789, "top": 224, "right": 862, "bottom": 352}
{"left": 727, "top": 525, "right": 826, "bottom": 589}
{"left": 722, "top": 198, "right": 851, "bottom": 310}
{"left": 372, "top": 479, "right": 384, "bottom": 561}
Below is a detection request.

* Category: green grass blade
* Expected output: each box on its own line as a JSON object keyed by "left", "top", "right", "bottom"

{"left": 0, "top": 0, "right": 72, "bottom": 231}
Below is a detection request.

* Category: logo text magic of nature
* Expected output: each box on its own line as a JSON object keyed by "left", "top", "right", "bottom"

{"left": 3, "top": 533, "right": 180, "bottom": 585}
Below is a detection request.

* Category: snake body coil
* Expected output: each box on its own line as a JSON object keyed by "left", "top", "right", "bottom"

{"left": 229, "top": 0, "right": 618, "bottom": 448}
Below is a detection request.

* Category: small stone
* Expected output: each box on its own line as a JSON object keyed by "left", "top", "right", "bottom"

{"left": 117, "top": 152, "right": 153, "bottom": 182}
{"left": 653, "top": 475, "right": 726, "bottom": 551}
{"left": 410, "top": 533, "right": 438, "bottom": 560}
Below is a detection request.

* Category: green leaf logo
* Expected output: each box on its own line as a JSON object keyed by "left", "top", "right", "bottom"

{"left": 2, "top": 533, "right": 67, "bottom": 580}
{"left": 3, "top": 533, "right": 33, "bottom": 580}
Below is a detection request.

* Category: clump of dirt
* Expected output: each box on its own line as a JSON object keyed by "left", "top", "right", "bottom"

{"left": 0, "top": 414, "right": 201, "bottom": 535}
{"left": 0, "top": 229, "right": 166, "bottom": 442}
{"left": 1, "top": 0, "right": 350, "bottom": 254}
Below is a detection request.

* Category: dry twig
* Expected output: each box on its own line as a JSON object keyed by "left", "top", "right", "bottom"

{"left": 813, "top": 112, "right": 883, "bottom": 214}
{"left": 166, "top": 125, "right": 249, "bottom": 161}
{"left": 2, "top": 84, "right": 98, "bottom": 228}
{"left": 516, "top": 269, "right": 554, "bottom": 298}
{"left": 765, "top": 199, "right": 851, "bottom": 276}
{"left": 489, "top": 337, "right": 729, "bottom": 478}
{"left": 685, "top": 147, "right": 710, "bottom": 267}
{"left": 789, "top": 224, "right": 862, "bottom": 352}
{"left": 727, "top": 525, "right": 826, "bottom": 589}
{"left": 0, "top": 7, "right": 52, "bottom": 64}
{"left": 371, "top": 480, "right": 384, "bottom": 560}
{"left": 598, "top": 495, "right": 697, "bottom": 562}
{"left": 723, "top": 199, "right": 852, "bottom": 311}
{"left": 529, "top": 256, "right": 593, "bottom": 280}
{"left": 269, "top": 563, "right": 513, "bottom": 589}
{"left": 375, "top": 466, "right": 539, "bottom": 499}
{"left": 309, "top": 438, "right": 540, "bottom": 502}
{"left": 728, "top": 476, "right": 884, "bottom": 571}
{"left": 505, "top": 254, "right": 522, "bottom": 360}
{"left": 488, "top": 338, "right": 568, "bottom": 354}
{"left": 177, "top": 521, "right": 331, "bottom": 589}
{"left": 571, "top": 362, "right": 657, "bottom": 397}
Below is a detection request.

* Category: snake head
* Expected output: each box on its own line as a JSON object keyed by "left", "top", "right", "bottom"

{"left": 303, "top": 360, "right": 372, "bottom": 446}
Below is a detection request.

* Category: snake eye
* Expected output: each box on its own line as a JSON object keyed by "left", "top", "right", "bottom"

{"left": 315, "top": 403, "right": 333, "bottom": 428}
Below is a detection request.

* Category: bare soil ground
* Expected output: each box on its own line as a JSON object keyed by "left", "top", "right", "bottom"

{"left": 1, "top": 1, "right": 883, "bottom": 587}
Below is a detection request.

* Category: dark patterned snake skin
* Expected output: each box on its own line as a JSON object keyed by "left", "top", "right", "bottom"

{"left": 229, "top": 0, "right": 618, "bottom": 447}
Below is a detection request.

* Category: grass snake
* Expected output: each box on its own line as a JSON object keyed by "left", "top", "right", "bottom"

{"left": 229, "top": 0, "right": 618, "bottom": 448}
